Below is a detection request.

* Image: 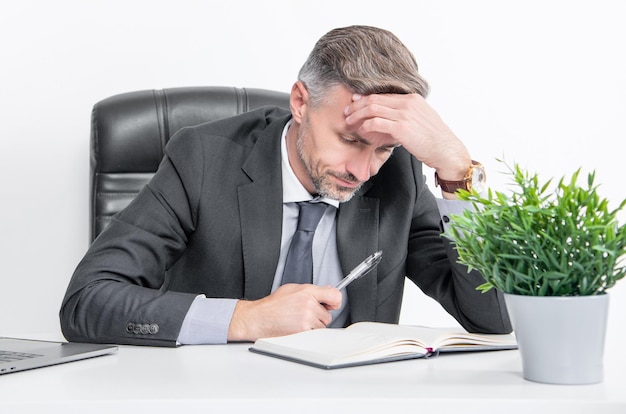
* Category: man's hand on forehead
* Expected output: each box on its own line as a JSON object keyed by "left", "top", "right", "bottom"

{"left": 343, "top": 92, "right": 471, "bottom": 182}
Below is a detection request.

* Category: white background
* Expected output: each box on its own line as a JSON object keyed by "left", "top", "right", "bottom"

{"left": 1, "top": 0, "right": 624, "bottom": 345}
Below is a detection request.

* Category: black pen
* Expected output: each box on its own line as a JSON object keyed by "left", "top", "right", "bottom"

{"left": 335, "top": 251, "right": 383, "bottom": 290}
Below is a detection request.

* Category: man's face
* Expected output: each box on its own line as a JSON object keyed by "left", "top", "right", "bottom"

{"left": 293, "top": 85, "right": 399, "bottom": 202}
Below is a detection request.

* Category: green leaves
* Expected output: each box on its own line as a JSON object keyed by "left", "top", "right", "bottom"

{"left": 447, "top": 161, "right": 626, "bottom": 296}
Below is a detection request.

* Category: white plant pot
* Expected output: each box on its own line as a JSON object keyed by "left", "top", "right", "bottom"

{"left": 503, "top": 293, "right": 609, "bottom": 385}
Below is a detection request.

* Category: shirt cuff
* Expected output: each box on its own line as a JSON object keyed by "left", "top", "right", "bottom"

{"left": 435, "top": 198, "right": 474, "bottom": 235}
{"left": 177, "top": 296, "right": 238, "bottom": 345}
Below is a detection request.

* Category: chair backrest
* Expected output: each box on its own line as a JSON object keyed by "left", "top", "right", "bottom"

{"left": 90, "top": 86, "right": 290, "bottom": 242}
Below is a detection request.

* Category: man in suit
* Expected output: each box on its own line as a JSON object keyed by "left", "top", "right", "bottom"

{"left": 60, "top": 25, "right": 511, "bottom": 347}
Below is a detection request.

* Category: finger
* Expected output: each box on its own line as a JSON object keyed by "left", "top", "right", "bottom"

{"left": 344, "top": 94, "right": 376, "bottom": 120}
{"left": 345, "top": 95, "right": 407, "bottom": 132}
{"left": 313, "top": 286, "right": 342, "bottom": 311}
{"left": 316, "top": 309, "right": 333, "bottom": 328}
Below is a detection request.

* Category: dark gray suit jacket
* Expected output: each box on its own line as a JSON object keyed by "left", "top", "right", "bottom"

{"left": 60, "top": 107, "right": 511, "bottom": 346}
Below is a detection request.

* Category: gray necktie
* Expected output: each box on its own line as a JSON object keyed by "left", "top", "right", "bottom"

{"left": 281, "top": 201, "right": 328, "bottom": 285}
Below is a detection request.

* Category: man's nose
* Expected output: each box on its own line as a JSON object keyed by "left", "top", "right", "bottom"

{"left": 347, "top": 151, "right": 380, "bottom": 183}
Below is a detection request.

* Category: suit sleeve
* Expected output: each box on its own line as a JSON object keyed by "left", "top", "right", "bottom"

{"left": 59, "top": 128, "right": 207, "bottom": 346}
{"left": 405, "top": 157, "right": 512, "bottom": 334}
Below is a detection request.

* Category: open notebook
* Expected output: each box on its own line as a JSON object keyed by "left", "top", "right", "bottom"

{"left": 250, "top": 322, "right": 517, "bottom": 369}
{"left": 0, "top": 337, "right": 118, "bottom": 375}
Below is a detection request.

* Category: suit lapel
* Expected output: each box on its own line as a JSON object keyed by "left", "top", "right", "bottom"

{"left": 238, "top": 118, "right": 287, "bottom": 300}
{"left": 336, "top": 186, "right": 380, "bottom": 322}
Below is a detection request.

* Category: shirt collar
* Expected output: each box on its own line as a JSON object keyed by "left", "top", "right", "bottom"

{"left": 280, "top": 120, "right": 339, "bottom": 208}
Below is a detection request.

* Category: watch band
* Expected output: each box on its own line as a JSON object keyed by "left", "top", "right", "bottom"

{"left": 434, "top": 160, "right": 482, "bottom": 193}
{"left": 435, "top": 176, "right": 470, "bottom": 193}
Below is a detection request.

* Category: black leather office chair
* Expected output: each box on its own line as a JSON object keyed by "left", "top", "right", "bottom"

{"left": 90, "top": 86, "right": 290, "bottom": 242}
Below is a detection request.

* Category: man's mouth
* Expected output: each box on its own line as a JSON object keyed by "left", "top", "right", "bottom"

{"left": 331, "top": 173, "right": 361, "bottom": 189}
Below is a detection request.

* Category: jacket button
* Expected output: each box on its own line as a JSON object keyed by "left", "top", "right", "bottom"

{"left": 149, "top": 324, "right": 159, "bottom": 335}
{"left": 126, "top": 322, "right": 135, "bottom": 333}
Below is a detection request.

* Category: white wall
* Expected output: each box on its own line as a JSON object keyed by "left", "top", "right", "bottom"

{"left": 1, "top": 0, "right": 625, "bottom": 343}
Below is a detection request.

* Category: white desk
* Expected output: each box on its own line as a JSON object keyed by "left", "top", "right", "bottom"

{"left": 1, "top": 334, "right": 625, "bottom": 414}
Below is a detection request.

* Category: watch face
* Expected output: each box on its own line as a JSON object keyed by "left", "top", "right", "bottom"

{"left": 471, "top": 166, "right": 486, "bottom": 193}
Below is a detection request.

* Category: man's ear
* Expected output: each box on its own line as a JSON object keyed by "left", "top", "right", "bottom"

{"left": 289, "top": 81, "right": 309, "bottom": 123}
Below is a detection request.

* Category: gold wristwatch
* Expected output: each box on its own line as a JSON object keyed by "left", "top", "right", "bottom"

{"left": 435, "top": 160, "right": 486, "bottom": 193}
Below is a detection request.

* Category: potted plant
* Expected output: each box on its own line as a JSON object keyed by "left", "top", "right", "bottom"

{"left": 447, "top": 160, "right": 626, "bottom": 384}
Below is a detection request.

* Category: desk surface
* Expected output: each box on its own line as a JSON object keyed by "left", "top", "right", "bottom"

{"left": 1, "top": 333, "right": 625, "bottom": 414}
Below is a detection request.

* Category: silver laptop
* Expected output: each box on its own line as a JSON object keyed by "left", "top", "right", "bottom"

{"left": 0, "top": 337, "right": 118, "bottom": 375}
